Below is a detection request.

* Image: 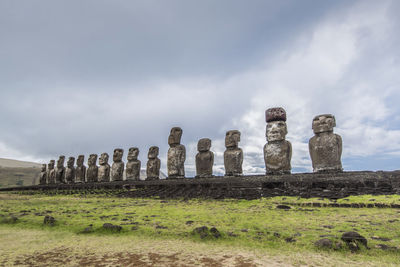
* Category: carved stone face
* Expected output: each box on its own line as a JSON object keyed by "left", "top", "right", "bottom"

{"left": 312, "top": 114, "right": 336, "bottom": 134}
{"left": 198, "top": 138, "right": 211, "bottom": 152}
{"left": 225, "top": 130, "right": 241, "bottom": 148}
{"left": 77, "top": 155, "right": 84, "bottom": 166}
{"left": 67, "top": 157, "right": 75, "bottom": 168}
{"left": 148, "top": 146, "right": 159, "bottom": 159}
{"left": 48, "top": 160, "right": 55, "bottom": 170}
{"left": 99, "top": 153, "right": 109, "bottom": 165}
{"left": 168, "top": 127, "right": 182, "bottom": 145}
{"left": 113, "top": 149, "right": 123, "bottom": 162}
{"left": 88, "top": 154, "right": 97, "bottom": 166}
{"left": 266, "top": 121, "right": 287, "bottom": 142}
{"left": 41, "top": 164, "right": 46, "bottom": 172}
{"left": 128, "top": 147, "right": 139, "bottom": 161}
{"left": 57, "top": 156, "right": 65, "bottom": 168}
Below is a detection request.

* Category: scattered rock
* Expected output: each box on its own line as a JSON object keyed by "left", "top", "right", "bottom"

{"left": 285, "top": 237, "right": 296, "bottom": 243}
{"left": 193, "top": 226, "right": 209, "bottom": 239}
{"left": 375, "top": 244, "right": 399, "bottom": 251}
{"left": 240, "top": 229, "right": 248, "bottom": 232}
{"left": 315, "top": 239, "right": 333, "bottom": 249}
{"left": 102, "top": 223, "right": 122, "bottom": 232}
{"left": 322, "top": 225, "right": 334, "bottom": 229}
{"left": 388, "top": 219, "right": 399, "bottom": 223}
{"left": 371, "top": 236, "right": 391, "bottom": 242}
{"left": 81, "top": 225, "right": 93, "bottom": 234}
{"left": 155, "top": 225, "right": 168, "bottom": 229}
{"left": 43, "top": 215, "right": 55, "bottom": 226}
{"left": 276, "top": 205, "right": 291, "bottom": 210}
{"left": 341, "top": 231, "right": 368, "bottom": 252}
{"left": 227, "top": 232, "right": 238, "bottom": 237}
{"left": 185, "top": 220, "right": 194, "bottom": 225}
{"left": 1, "top": 215, "right": 18, "bottom": 224}
{"left": 273, "top": 232, "right": 281, "bottom": 238}
{"left": 210, "top": 227, "right": 221, "bottom": 238}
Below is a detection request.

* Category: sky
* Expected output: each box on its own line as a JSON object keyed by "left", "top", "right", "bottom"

{"left": 1, "top": 0, "right": 400, "bottom": 177}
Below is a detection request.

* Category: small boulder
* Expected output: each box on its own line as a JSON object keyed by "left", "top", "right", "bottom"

{"left": 315, "top": 239, "right": 333, "bottom": 249}
{"left": 341, "top": 231, "right": 368, "bottom": 251}
{"left": 193, "top": 226, "right": 209, "bottom": 239}
{"left": 276, "top": 205, "right": 291, "bottom": 210}
{"left": 210, "top": 227, "right": 221, "bottom": 238}
{"left": 43, "top": 215, "right": 55, "bottom": 226}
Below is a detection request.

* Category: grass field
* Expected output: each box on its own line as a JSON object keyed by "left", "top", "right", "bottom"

{"left": 1, "top": 193, "right": 399, "bottom": 266}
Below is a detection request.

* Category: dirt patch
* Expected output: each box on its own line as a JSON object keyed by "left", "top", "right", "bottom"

{"left": 11, "top": 247, "right": 260, "bottom": 267}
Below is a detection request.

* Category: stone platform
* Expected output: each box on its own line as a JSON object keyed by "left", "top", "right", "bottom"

{"left": 1, "top": 171, "right": 400, "bottom": 199}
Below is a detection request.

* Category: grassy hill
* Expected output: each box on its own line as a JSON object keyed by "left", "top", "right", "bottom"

{"left": 0, "top": 158, "right": 41, "bottom": 188}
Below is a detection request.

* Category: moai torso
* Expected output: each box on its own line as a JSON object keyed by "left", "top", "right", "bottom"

{"left": 75, "top": 155, "right": 86, "bottom": 183}
{"left": 39, "top": 164, "right": 47, "bottom": 185}
{"left": 224, "top": 130, "right": 243, "bottom": 176}
{"left": 309, "top": 114, "right": 342, "bottom": 172}
{"left": 264, "top": 108, "right": 292, "bottom": 175}
{"left": 111, "top": 148, "right": 124, "bottom": 181}
{"left": 126, "top": 147, "right": 141, "bottom": 180}
{"left": 86, "top": 154, "right": 98, "bottom": 182}
{"left": 98, "top": 153, "right": 110, "bottom": 182}
{"left": 47, "top": 160, "right": 56, "bottom": 184}
{"left": 196, "top": 138, "right": 214, "bottom": 178}
{"left": 65, "top": 157, "right": 76, "bottom": 184}
{"left": 55, "top": 156, "right": 65, "bottom": 183}
{"left": 146, "top": 146, "right": 160, "bottom": 180}
{"left": 167, "top": 127, "right": 186, "bottom": 178}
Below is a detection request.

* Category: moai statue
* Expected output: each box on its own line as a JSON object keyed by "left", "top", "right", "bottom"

{"left": 167, "top": 127, "right": 186, "bottom": 179}
{"left": 65, "top": 157, "right": 76, "bottom": 184}
{"left": 264, "top": 107, "right": 292, "bottom": 174}
{"left": 98, "top": 153, "right": 111, "bottom": 182}
{"left": 75, "top": 155, "right": 86, "bottom": 183}
{"left": 224, "top": 130, "right": 243, "bottom": 176}
{"left": 86, "top": 154, "right": 98, "bottom": 182}
{"left": 111, "top": 148, "right": 124, "bottom": 181}
{"left": 195, "top": 138, "right": 214, "bottom": 178}
{"left": 39, "top": 164, "right": 47, "bottom": 185}
{"left": 126, "top": 147, "right": 141, "bottom": 180}
{"left": 146, "top": 146, "right": 161, "bottom": 180}
{"left": 47, "top": 160, "right": 56, "bottom": 184}
{"left": 309, "top": 114, "right": 342, "bottom": 173}
{"left": 55, "top": 156, "right": 65, "bottom": 183}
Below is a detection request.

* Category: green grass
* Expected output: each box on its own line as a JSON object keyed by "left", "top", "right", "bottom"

{"left": 1, "top": 193, "right": 400, "bottom": 266}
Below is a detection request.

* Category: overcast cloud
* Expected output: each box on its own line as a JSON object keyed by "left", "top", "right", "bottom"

{"left": 0, "top": 0, "right": 399, "bottom": 176}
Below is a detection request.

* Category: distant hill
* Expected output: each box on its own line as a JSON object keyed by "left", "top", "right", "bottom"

{"left": 0, "top": 158, "right": 41, "bottom": 188}
{"left": 0, "top": 158, "right": 42, "bottom": 168}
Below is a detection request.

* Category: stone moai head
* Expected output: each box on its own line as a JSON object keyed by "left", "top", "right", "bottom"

{"left": 77, "top": 155, "right": 84, "bottom": 166}
{"left": 48, "top": 160, "right": 55, "bottom": 170}
{"left": 113, "top": 148, "right": 124, "bottom": 162}
{"left": 168, "top": 127, "right": 183, "bottom": 146}
{"left": 198, "top": 138, "right": 211, "bottom": 152}
{"left": 41, "top": 164, "right": 46, "bottom": 172}
{"left": 67, "top": 157, "right": 75, "bottom": 168}
{"left": 99, "top": 153, "right": 109, "bottom": 165}
{"left": 128, "top": 147, "right": 139, "bottom": 161}
{"left": 225, "top": 130, "right": 241, "bottom": 149}
{"left": 312, "top": 114, "right": 336, "bottom": 134}
{"left": 88, "top": 154, "right": 97, "bottom": 166}
{"left": 148, "top": 146, "right": 159, "bottom": 159}
{"left": 57, "top": 156, "right": 65, "bottom": 168}
{"left": 265, "top": 107, "right": 288, "bottom": 142}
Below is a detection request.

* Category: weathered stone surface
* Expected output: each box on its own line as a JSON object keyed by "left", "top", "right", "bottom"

{"left": 102, "top": 223, "right": 122, "bottom": 232}
{"left": 341, "top": 231, "right": 368, "bottom": 252}
{"left": 224, "top": 130, "right": 243, "bottom": 176}
{"left": 167, "top": 127, "right": 186, "bottom": 179}
{"left": 55, "top": 156, "right": 65, "bottom": 183}
{"left": 39, "top": 164, "right": 47, "bottom": 185}
{"left": 126, "top": 147, "right": 141, "bottom": 181}
{"left": 195, "top": 138, "right": 214, "bottom": 178}
{"left": 309, "top": 114, "right": 342, "bottom": 173}
{"left": 265, "top": 107, "right": 287, "bottom": 122}
{"left": 264, "top": 108, "right": 292, "bottom": 175}
{"left": 146, "top": 146, "right": 160, "bottom": 180}
{"left": 86, "top": 154, "right": 98, "bottom": 182}
{"left": 65, "top": 157, "right": 76, "bottom": 184}
{"left": 75, "top": 155, "right": 86, "bottom": 183}
{"left": 98, "top": 153, "right": 110, "bottom": 182}
{"left": 47, "top": 160, "right": 56, "bottom": 184}
{"left": 111, "top": 148, "right": 124, "bottom": 181}
{"left": 314, "top": 238, "right": 333, "bottom": 249}
{"left": 43, "top": 215, "right": 55, "bottom": 226}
